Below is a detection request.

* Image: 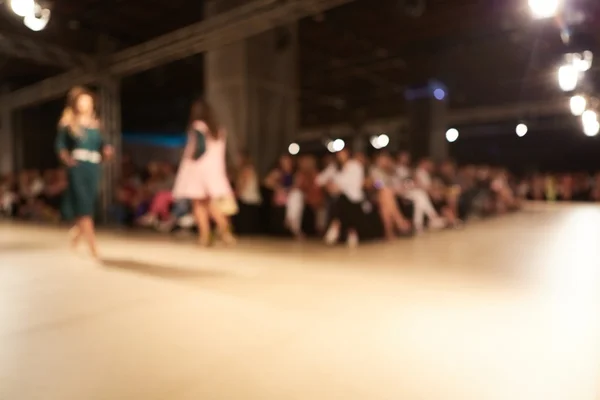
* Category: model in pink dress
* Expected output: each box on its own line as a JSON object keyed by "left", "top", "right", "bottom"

{"left": 172, "top": 99, "right": 235, "bottom": 246}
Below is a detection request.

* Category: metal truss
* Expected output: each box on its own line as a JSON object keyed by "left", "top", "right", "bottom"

{"left": 0, "top": 32, "right": 96, "bottom": 69}
{"left": 2, "top": 0, "right": 355, "bottom": 109}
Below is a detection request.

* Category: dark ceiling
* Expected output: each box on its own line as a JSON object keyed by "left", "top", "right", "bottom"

{"left": 1, "top": 0, "right": 600, "bottom": 130}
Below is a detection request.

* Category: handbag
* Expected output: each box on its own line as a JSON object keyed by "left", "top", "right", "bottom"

{"left": 213, "top": 196, "right": 239, "bottom": 216}
{"left": 191, "top": 129, "right": 206, "bottom": 160}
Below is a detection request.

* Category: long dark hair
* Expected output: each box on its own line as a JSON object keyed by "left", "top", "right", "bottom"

{"left": 188, "top": 98, "right": 220, "bottom": 139}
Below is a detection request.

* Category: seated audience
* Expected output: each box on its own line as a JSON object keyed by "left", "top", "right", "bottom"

{"left": 369, "top": 152, "right": 411, "bottom": 240}
{"left": 318, "top": 148, "right": 365, "bottom": 247}
{"left": 0, "top": 174, "right": 17, "bottom": 217}
{"left": 11, "top": 145, "right": 600, "bottom": 245}
{"left": 285, "top": 155, "right": 324, "bottom": 238}
{"left": 264, "top": 154, "right": 295, "bottom": 203}
{"left": 592, "top": 173, "right": 600, "bottom": 201}
{"left": 233, "top": 153, "right": 262, "bottom": 234}
{"left": 264, "top": 154, "right": 296, "bottom": 235}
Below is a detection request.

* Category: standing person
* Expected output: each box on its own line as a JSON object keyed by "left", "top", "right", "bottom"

{"left": 172, "top": 99, "right": 235, "bottom": 246}
{"left": 55, "top": 86, "right": 114, "bottom": 261}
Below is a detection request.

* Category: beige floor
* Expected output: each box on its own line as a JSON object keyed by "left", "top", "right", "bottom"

{"left": 1, "top": 204, "right": 600, "bottom": 400}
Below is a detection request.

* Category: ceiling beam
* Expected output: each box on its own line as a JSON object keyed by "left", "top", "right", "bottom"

{"left": 297, "top": 99, "right": 569, "bottom": 139}
{"left": 0, "top": 32, "right": 97, "bottom": 69}
{"left": 1, "top": 0, "right": 355, "bottom": 110}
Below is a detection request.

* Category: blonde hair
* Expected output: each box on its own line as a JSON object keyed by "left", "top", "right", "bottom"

{"left": 59, "top": 86, "right": 96, "bottom": 137}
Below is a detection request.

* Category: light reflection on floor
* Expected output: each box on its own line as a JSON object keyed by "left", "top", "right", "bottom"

{"left": 0, "top": 204, "right": 599, "bottom": 400}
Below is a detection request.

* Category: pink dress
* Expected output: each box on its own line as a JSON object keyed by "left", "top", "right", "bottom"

{"left": 172, "top": 128, "right": 233, "bottom": 200}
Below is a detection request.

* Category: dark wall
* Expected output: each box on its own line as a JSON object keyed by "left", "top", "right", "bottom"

{"left": 18, "top": 100, "right": 63, "bottom": 170}
{"left": 450, "top": 129, "right": 600, "bottom": 174}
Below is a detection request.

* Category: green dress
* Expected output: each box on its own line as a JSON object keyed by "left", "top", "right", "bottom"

{"left": 55, "top": 126, "right": 104, "bottom": 220}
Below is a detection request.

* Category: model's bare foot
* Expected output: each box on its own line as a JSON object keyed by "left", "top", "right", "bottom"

{"left": 198, "top": 236, "right": 211, "bottom": 247}
{"left": 221, "top": 232, "right": 237, "bottom": 246}
{"left": 68, "top": 227, "right": 80, "bottom": 250}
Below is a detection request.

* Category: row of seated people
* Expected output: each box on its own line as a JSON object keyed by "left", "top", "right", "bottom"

{"left": 128, "top": 150, "right": 522, "bottom": 244}
{"left": 5, "top": 154, "right": 598, "bottom": 239}
{"left": 0, "top": 169, "right": 67, "bottom": 221}
{"left": 523, "top": 172, "right": 600, "bottom": 202}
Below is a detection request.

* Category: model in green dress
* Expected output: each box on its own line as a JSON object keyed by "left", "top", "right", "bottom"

{"left": 56, "top": 86, "right": 113, "bottom": 262}
{"left": 55, "top": 125, "right": 104, "bottom": 221}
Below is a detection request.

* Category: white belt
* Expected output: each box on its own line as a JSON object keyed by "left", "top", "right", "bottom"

{"left": 72, "top": 149, "right": 102, "bottom": 164}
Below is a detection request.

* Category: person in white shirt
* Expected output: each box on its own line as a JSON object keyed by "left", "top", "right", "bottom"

{"left": 317, "top": 148, "right": 364, "bottom": 247}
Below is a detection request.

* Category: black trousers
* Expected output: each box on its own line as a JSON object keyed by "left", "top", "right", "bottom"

{"left": 333, "top": 195, "right": 364, "bottom": 230}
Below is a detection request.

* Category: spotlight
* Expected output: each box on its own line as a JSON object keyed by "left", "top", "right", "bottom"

{"left": 445, "top": 128, "right": 459, "bottom": 143}
{"left": 516, "top": 123, "right": 528, "bottom": 137}
{"left": 582, "top": 110, "right": 597, "bottom": 126}
{"left": 572, "top": 51, "right": 593, "bottom": 72}
{"left": 9, "top": 0, "right": 35, "bottom": 17}
{"left": 558, "top": 64, "right": 579, "bottom": 92}
{"left": 570, "top": 95, "right": 587, "bottom": 116}
{"left": 23, "top": 4, "right": 50, "bottom": 31}
{"left": 370, "top": 134, "right": 389, "bottom": 149}
{"left": 332, "top": 138, "right": 345, "bottom": 152}
{"left": 377, "top": 134, "right": 390, "bottom": 148}
{"left": 288, "top": 142, "right": 300, "bottom": 155}
{"left": 528, "top": 0, "right": 560, "bottom": 19}
{"left": 583, "top": 120, "right": 599, "bottom": 137}
{"left": 433, "top": 88, "right": 445, "bottom": 101}
{"left": 370, "top": 136, "right": 380, "bottom": 149}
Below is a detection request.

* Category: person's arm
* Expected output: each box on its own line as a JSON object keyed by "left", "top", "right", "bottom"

{"left": 369, "top": 168, "right": 385, "bottom": 189}
{"left": 414, "top": 169, "right": 425, "bottom": 188}
{"left": 55, "top": 126, "right": 76, "bottom": 167}
{"left": 235, "top": 166, "right": 251, "bottom": 196}
{"left": 263, "top": 169, "right": 281, "bottom": 190}
{"left": 294, "top": 171, "right": 305, "bottom": 189}
{"left": 316, "top": 164, "right": 337, "bottom": 187}
{"left": 102, "top": 142, "right": 114, "bottom": 160}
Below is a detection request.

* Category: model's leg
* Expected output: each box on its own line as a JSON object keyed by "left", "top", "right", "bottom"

{"left": 78, "top": 215, "right": 99, "bottom": 260}
{"left": 285, "top": 189, "right": 305, "bottom": 238}
{"left": 391, "top": 206, "right": 412, "bottom": 234}
{"left": 193, "top": 199, "right": 211, "bottom": 246}
{"left": 69, "top": 223, "right": 82, "bottom": 249}
{"left": 323, "top": 197, "right": 341, "bottom": 245}
{"left": 208, "top": 201, "right": 236, "bottom": 245}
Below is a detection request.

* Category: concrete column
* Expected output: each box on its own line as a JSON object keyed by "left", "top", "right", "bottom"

{"left": 13, "top": 110, "right": 24, "bottom": 172}
{"left": 205, "top": 0, "right": 298, "bottom": 175}
{"left": 97, "top": 36, "right": 122, "bottom": 223}
{"left": 98, "top": 77, "right": 121, "bottom": 223}
{"left": 0, "top": 87, "right": 13, "bottom": 175}
{"left": 405, "top": 81, "right": 449, "bottom": 162}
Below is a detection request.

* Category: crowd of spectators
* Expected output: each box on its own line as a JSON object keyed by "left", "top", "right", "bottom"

{"left": 2, "top": 149, "right": 599, "bottom": 243}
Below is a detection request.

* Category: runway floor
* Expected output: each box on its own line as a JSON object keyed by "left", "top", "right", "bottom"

{"left": 1, "top": 204, "right": 600, "bottom": 399}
